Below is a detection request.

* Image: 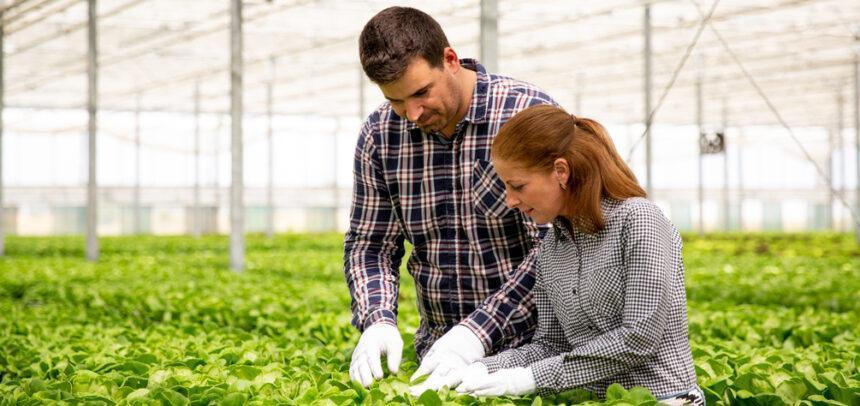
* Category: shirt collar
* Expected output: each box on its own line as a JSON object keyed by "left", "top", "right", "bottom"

{"left": 406, "top": 58, "right": 490, "bottom": 136}
{"left": 552, "top": 197, "right": 621, "bottom": 241}
{"left": 461, "top": 58, "right": 490, "bottom": 124}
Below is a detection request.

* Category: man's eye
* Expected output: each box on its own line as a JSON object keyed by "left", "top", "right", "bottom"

{"left": 510, "top": 185, "right": 523, "bottom": 191}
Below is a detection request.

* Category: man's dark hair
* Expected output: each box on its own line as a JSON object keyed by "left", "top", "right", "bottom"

{"left": 359, "top": 7, "right": 450, "bottom": 84}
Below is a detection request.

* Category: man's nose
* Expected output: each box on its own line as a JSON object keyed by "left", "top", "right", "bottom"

{"left": 406, "top": 100, "right": 423, "bottom": 122}
{"left": 505, "top": 192, "right": 519, "bottom": 209}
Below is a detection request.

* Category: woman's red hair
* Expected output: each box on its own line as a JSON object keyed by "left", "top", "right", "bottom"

{"left": 492, "top": 105, "right": 646, "bottom": 233}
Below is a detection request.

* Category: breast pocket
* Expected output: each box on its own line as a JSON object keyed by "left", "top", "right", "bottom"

{"left": 471, "top": 160, "right": 516, "bottom": 218}
{"left": 585, "top": 266, "right": 626, "bottom": 326}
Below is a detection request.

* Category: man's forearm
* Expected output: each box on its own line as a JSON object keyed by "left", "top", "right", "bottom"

{"left": 460, "top": 254, "right": 539, "bottom": 352}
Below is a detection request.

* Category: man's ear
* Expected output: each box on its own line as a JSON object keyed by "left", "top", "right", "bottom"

{"left": 553, "top": 158, "right": 571, "bottom": 185}
{"left": 442, "top": 47, "right": 460, "bottom": 72}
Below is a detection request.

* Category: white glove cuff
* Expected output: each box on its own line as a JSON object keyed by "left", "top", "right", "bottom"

{"left": 451, "top": 325, "right": 485, "bottom": 359}
{"left": 517, "top": 367, "right": 537, "bottom": 393}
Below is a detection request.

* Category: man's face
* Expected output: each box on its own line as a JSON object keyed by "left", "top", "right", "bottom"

{"left": 378, "top": 57, "right": 462, "bottom": 134}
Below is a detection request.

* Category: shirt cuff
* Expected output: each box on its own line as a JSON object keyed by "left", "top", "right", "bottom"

{"left": 460, "top": 309, "right": 504, "bottom": 354}
{"left": 475, "top": 356, "right": 504, "bottom": 374}
{"left": 530, "top": 354, "right": 563, "bottom": 394}
{"left": 362, "top": 308, "right": 397, "bottom": 331}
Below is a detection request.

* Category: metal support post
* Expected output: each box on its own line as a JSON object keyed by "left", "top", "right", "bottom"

{"left": 86, "top": 0, "right": 99, "bottom": 261}
{"left": 480, "top": 0, "right": 498, "bottom": 73}
{"left": 230, "top": 0, "right": 244, "bottom": 270}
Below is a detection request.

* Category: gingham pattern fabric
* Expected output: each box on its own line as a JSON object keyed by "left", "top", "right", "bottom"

{"left": 343, "top": 59, "right": 557, "bottom": 357}
{"left": 478, "top": 197, "right": 698, "bottom": 398}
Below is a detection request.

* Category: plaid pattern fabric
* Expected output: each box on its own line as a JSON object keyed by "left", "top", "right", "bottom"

{"left": 478, "top": 198, "right": 698, "bottom": 398}
{"left": 343, "top": 59, "right": 557, "bottom": 357}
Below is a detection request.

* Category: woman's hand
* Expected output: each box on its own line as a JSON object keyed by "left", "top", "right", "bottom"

{"left": 408, "top": 326, "right": 485, "bottom": 394}
{"left": 456, "top": 365, "right": 536, "bottom": 396}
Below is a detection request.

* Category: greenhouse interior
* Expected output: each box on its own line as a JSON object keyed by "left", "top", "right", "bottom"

{"left": 0, "top": 0, "right": 858, "bottom": 404}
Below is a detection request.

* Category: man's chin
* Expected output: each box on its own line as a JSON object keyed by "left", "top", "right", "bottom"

{"left": 414, "top": 117, "right": 445, "bottom": 133}
{"left": 418, "top": 125, "right": 442, "bottom": 134}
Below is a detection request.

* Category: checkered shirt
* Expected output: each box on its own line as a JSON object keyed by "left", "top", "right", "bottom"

{"left": 478, "top": 197, "right": 698, "bottom": 398}
{"left": 343, "top": 59, "right": 557, "bottom": 357}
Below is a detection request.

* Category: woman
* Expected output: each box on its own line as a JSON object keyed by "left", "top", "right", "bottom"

{"left": 452, "top": 105, "right": 703, "bottom": 405}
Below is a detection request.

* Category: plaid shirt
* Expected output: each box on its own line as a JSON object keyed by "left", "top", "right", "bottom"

{"left": 478, "top": 198, "right": 698, "bottom": 398}
{"left": 343, "top": 59, "right": 557, "bottom": 357}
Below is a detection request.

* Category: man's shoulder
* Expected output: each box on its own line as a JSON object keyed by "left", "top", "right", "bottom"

{"left": 360, "top": 102, "right": 409, "bottom": 139}
{"left": 363, "top": 102, "right": 398, "bottom": 126}
{"left": 486, "top": 73, "right": 556, "bottom": 105}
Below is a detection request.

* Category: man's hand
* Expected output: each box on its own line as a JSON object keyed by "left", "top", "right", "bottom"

{"left": 349, "top": 323, "right": 403, "bottom": 387}
{"left": 455, "top": 366, "right": 537, "bottom": 396}
{"left": 408, "top": 325, "right": 484, "bottom": 394}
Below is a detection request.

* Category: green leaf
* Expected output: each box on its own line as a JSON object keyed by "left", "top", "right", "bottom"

{"left": 390, "top": 380, "right": 410, "bottom": 395}
{"left": 118, "top": 361, "right": 150, "bottom": 375}
{"left": 804, "top": 374, "right": 827, "bottom": 393}
{"left": 134, "top": 354, "right": 159, "bottom": 365}
{"left": 78, "top": 394, "right": 116, "bottom": 404}
{"left": 219, "top": 393, "right": 247, "bottom": 406}
{"left": 751, "top": 392, "right": 789, "bottom": 406}
{"left": 735, "top": 372, "right": 774, "bottom": 393}
{"left": 367, "top": 388, "right": 386, "bottom": 403}
{"left": 606, "top": 383, "right": 628, "bottom": 400}
{"left": 121, "top": 376, "right": 148, "bottom": 389}
{"left": 804, "top": 395, "right": 849, "bottom": 405}
{"left": 230, "top": 365, "right": 261, "bottom": 380}
{"left": 126, "top": 388, "right": 150, "bottom": 399}
{"left": 820, "top": 372, "right": 859, "bottom": 405}
{"left": 416, "top": 389, "right": 442, "bottom": 406}
{"left": 626, "top": 386, "right": 656, "bottom": 404}
{"left": 181, "top": 358, "right": 206, "bottom": 370}
{"left": 775, "top": 378, "right": 807, "bottom": 403}
{"left": 24, "top": 378, "right": 48, "bottom": 395}
{"left": 152, "top": 387, "right": 189, "bottom": 406}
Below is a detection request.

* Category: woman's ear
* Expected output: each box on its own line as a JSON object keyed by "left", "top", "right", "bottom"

{"left": 553, "top": 158, "right": 570, "bottom": 185}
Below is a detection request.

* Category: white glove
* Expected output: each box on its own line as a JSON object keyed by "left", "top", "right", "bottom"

{"left": 349, "top": 323, "right": 403, "bottom": 387}
{"left": 410, "top": 362, "right": 488, "bottom": 396}
{"left": 408, "top": 325, "right": 485, "bottom": 394}
{"left": 456, "top": 366, "right": 537, "bottom": 396}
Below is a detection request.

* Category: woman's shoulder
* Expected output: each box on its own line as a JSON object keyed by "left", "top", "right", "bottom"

{"left": 613, "top": 197, "right": 673, "bottom": 230}
{"left": 617, "top": 196, "right": 659, "bottom": 213}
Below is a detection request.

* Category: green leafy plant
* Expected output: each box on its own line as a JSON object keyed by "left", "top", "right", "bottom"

{"left": 0, "top": 232, "right": 857, "bottom": 405}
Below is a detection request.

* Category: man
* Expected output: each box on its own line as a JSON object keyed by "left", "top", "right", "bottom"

{"left": 344, "top": 6, "right": 558, "bottom": 394}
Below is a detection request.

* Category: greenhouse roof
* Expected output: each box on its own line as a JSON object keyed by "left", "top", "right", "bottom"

{"left": 2, "top": 0, "right": 859, "bottom": 129}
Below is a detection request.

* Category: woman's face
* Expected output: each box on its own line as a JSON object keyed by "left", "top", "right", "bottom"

{"left": 493, "top": 158, "right": 570, "bottom": 224}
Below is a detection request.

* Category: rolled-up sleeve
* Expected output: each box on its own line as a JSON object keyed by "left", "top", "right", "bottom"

{"left": 343, "top": 119, "right": 405, "bottom": 331}
{"left": 460, "top": 216, "right": 543, "bottom": 353}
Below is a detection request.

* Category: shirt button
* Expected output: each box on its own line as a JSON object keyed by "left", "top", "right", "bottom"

{"left": 572, "top": 288, "right": 577, "bottom": 295}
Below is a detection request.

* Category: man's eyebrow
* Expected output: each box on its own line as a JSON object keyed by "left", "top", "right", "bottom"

{"left": 385, "top": 84, "right": 431, "bottom": 102}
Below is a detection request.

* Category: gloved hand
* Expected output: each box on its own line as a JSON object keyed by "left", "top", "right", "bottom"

{"left": 408, "top": 325, "right": 485, "bottom": 394}
{"left": 409, "top": 361, "right": 489, "bottom": 396}
{"left": 455, "top": 366, "right": 537, "bottom": 396}
{"left": 349, "top": 323, "right": 403, "bottom": 387}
